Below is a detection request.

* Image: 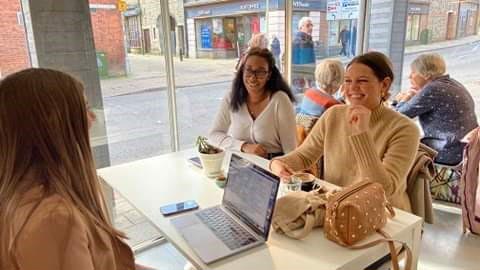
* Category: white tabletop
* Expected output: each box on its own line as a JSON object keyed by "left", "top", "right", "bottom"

{"left": 98, "top": 149, "right": 423, "bottom": 270}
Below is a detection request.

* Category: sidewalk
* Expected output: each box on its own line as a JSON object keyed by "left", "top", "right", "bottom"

{"left": 100, "top": 34, "right": 480, "bottom": 98}
{"left": 100, "top": 55, "right": 236, "bottom": 97}
{"left": 405, "top": 34, "right": 480, "bottom": 55}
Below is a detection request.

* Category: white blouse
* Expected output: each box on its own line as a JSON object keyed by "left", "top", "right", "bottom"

{"left": 208, "top": 91, "right": 297, "bottom": 154}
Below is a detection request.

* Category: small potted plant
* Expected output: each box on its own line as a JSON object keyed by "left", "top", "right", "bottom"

{"left": 196, "top": 136, "right": 225, "bottom": 178}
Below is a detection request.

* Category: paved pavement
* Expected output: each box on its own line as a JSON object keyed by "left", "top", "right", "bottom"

{"left": 100, "top": 35, "right": 480, "bottom": 98}
{"left": 100, "top": 56, "right": 236, "bottom": 97}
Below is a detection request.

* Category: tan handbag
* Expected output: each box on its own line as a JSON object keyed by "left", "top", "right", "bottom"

{"left": 324, "top": 180, "right": 412, "bottom": 270}
{"left": 272, "top": 188, "right": 329, "bottom": 239}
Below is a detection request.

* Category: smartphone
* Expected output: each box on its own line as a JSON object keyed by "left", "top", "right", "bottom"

{"left": 160, "top": 200, "right": 199, "bottom": 216}
{"left": 188, "top": 156, "right": 203, "bottom": 169}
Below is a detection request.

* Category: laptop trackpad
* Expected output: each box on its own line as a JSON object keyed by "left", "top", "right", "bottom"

{"left": 182, "top": 222, "right": 231, "bottom": 263}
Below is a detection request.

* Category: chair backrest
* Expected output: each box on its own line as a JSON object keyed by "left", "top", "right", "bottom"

{"left": 460, "top": 127, "right": 480, "bottom": 234}
{"left": 295, "top": 123, "right": 320, "bottom": 178}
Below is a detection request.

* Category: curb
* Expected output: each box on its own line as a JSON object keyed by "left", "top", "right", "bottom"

{"left": 405, "top": 36, "right": 480, "bottom": 55}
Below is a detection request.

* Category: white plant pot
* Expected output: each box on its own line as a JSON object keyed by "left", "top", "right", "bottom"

{"left": 198, "top": 151, "right": 225, "bottom": 178}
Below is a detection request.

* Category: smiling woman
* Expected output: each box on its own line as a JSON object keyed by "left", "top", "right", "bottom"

{"left": 270, "top": 51, "right": 420, "bottom": 212}
{"left": 208, "top": 48, "right": 297, "bottom": 159}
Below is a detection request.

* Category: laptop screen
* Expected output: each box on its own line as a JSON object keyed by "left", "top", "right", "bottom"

{"left": 222, "top": 154, "right": 280, "bottom": 240}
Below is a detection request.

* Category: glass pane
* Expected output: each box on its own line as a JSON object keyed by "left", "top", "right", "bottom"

{"left": 179, "top": 1, "right": 278, "bottom": 150}
{"left": 90, "top": 3, "right": 171, "bottom": 166}
{"left": 367, "top": 0, "right": 480, "bottom": 168}
{"left": 290, "top": 0, "right": 360, "bottom": 95}
{"left": 0, "top": 0, "right": 31, "bottom": 77}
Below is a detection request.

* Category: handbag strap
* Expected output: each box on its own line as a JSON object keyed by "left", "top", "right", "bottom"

{"left": 347, "top": 229, "right": 412, "bottom": 270}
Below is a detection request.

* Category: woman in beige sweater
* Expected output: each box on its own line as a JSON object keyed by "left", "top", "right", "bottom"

{"left": 271, "top": 52, "right": 420, "bottom": 211}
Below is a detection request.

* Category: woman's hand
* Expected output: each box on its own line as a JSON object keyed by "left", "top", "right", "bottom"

{"left": 270, "top": 159, "right": 295, "bottom": 181}
{"left": 395, "top": 88, "right": 418, "bottom": 102}
{"left": 241, "top": 143, "right": 268, "bottom": 158}
{"left": 348, "top": 105, "right": 371, "bottom": 135}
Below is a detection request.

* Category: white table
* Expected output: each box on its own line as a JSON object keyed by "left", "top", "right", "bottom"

{"left": 98, "top": 149, "right": 422, "bottom": 270}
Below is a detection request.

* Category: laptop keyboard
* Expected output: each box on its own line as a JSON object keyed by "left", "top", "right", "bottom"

{"left": 196, "top": 207, "right": 258, "bottom": 250}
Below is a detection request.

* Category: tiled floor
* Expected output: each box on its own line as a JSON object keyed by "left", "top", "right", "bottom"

{"left": 133, "top": 207, "right": 480, "bottom": 270}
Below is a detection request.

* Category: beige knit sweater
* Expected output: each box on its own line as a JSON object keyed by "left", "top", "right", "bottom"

{"left": 276, "top": 104, "right": 420, "bottom": 211}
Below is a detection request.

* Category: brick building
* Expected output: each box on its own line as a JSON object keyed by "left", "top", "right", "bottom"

{"left": 0, "top": 0, "right": 126, "bottom": 78}
{"left": 0, "top": 0, "right": 30, "bottom": 77}
{"left": 90, "top": 0, "right": 126, "bottom": 76}
{"left": 407, "top": 0, "right": 479, "bottom": 44}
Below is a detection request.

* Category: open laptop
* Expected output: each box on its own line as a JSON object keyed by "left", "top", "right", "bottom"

{"left": 171, "top": 153, "right": 280, "bottom": 264}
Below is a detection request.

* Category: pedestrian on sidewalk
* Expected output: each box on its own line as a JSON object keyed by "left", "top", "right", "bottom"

{"left": 270, "top": 34, "right": 282, "bottom": 72}
{"left": 292, "top": 17, "right": 316, "bottom": 64}
{"left": 338, "top": 26, "right": 350, "bottom": 57}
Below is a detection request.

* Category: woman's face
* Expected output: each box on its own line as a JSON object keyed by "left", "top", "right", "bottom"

{"left": 343, "top": 63, "right": 391, "bottom": 110}
{"left": 408, "top": 66, "right": 429, "bottom": 90}
{"left": 243, "top": 55, "right": 271, "bottom": 96}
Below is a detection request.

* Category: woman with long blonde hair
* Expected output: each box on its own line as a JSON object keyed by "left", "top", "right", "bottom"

{"left": 0, "top": 68, "right": 150, "bottom": 270}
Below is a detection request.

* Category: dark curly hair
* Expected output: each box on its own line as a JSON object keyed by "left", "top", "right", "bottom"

{"left": 230, "top": 48, "right": 295, "bottom": 111}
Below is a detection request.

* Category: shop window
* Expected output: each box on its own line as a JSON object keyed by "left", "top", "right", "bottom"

{"left": 406, "top": 14, "right": 421, "bottom": 41}
{"left": 221, "top": 18, "right": 235, "bottom": 49}
{"left": 196, "top": 19, "right": 213, "bottom": 49}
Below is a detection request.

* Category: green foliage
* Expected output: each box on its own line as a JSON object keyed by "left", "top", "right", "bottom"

{"left": 196, "top": 136, "right": 222, "bottom": 154}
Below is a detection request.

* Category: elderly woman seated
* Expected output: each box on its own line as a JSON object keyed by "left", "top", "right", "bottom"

{"left": 394, "top": 53, "right": 478, "bottom": 166}
{"left": 296, "top": 59, "right": 344, "bottom": 132}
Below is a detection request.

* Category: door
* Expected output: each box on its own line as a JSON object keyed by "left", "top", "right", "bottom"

{"left": 446, "top": 12, "right": 456, "bottom": 40}
{"left": 143, "top": 29, "right": 151, "bottom": 53}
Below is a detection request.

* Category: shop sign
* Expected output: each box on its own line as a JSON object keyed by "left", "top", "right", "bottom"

{"left": 408, "top": 3, "right": 429, "bottom": 14}
{"left": 327, "top": 0, "right": 359, "bottom": 21}
{"left": 240, "top": 3, "right": 261, "bottom": 10}
{"left": 123, "top": 6, "right": 140, "bottom": 17}
{"left": 294, "top": 1, "right": 310, "bottom": 8}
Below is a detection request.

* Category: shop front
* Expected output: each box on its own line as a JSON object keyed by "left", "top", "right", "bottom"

{"left": 326, "top": 0, "right": 359, "bottom": 57}
{"left": 405, "top": 2, "right": 429, "bottom": 45}
{"left": 185, "top": 0, "right": 326, "bottom": 59}
{"left": 457, "top": 2, "right": 479, "bottom": 38}
{"left": 186, "top": 1, "right": 269, "bottom": 59}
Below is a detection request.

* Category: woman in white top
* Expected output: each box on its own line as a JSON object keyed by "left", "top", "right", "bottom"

{"left": 209, "top": 48, "right": 296, "bottom": 159}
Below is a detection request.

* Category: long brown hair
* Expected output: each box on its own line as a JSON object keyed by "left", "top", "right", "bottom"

{"left": 0, "top": 68, "right": 124, "bottom": 266}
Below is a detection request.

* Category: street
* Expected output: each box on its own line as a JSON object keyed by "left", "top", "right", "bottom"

{"left": 102, "top": 40, "right": 480, "bottom": 165}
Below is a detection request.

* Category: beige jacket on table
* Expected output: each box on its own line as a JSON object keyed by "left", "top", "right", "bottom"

{"left": 275, "top": 104, "right": 420, "bottom": 211}
{"left": 5, "top": 185, "right": 135, "bottom": 270}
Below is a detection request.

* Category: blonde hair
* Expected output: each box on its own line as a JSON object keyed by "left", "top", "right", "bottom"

{"left": 248, "top": 33, "right": 269, "bottom": 49}
{"left": 315, "top": 59, "right": 344, "bottom": 95}
{"left": 0, "top": 68, "right": 125, "bottom": 267}
{"left": 411, "top": 53, "right": 446, "bottom": 80}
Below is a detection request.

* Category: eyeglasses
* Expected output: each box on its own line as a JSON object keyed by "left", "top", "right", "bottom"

{"left": 244, "top": 68, "right": 269, "bottom": 79}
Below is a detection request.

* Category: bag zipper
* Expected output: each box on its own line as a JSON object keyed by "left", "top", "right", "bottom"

{"left": 332, "top": 181, "right": 373, "bottom": 205}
